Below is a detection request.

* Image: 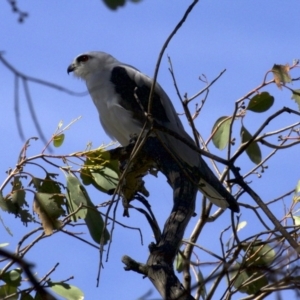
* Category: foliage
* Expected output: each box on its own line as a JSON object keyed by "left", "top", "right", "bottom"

{"left": 0, "top": 129, "right": 116, "bottom": 298}
{"left": 103, "top": 0, "right": 142, "bottom": 10}
{"left": 0, "top": 262, "right": 84, "bottom": 300}
{"left": 7, "top": 0, "right": 142, "bottom": 23}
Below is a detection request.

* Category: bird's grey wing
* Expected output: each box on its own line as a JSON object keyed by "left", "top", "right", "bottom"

{"left": 110, "top": 65, "right": 170, "bottom": 126}
{"left": 110, "top": 64, "right": 239, "bottom": 212}
{"left": 110, "top": 64, "right": 200, "bottom": 168}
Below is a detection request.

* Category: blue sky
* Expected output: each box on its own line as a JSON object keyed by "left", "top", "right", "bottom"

{"left": 1, "top": 1, "right": 300, "bottom": 299}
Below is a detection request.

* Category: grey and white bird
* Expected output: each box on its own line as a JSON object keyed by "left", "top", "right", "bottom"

{"left": 67, "top": 51, "right": 239, "bottom": 213}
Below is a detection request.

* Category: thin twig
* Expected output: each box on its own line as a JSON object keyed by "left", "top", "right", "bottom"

{"left": 0, "top": 54, "right": 86, "bottom": 96}
{"left": 147, "top": 0, "right": 199, "bottom": 115}
{"left": 187, "top": 69, "right": 226, "bottom": 103}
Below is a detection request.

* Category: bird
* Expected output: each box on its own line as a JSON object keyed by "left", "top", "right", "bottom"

{"left": 67, "top": 51, "right": 239, "bottom": 213}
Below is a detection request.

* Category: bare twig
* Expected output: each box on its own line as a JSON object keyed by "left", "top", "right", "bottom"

{"left": 7, "top": 0, "right": 28, "bottom": 23}
{"left": 0, "top": 54, "right": 86, "bottom": 96}
{"left": 231, "top": 107, "right": 300, "bottom": 163}
{"left": 187, "top": 69, "right": 226, "bottom": 103}
{"left": 147, "top": 0, "right": 199, "bottom": 117}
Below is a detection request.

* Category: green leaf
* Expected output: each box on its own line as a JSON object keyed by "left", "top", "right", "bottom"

{"left": 231, "top": 263, "right": 247, "bottom": 292}
{"left": 291, "top": 89, "right": 300, "bottom": 110}
{"left": 196, "top": 269, "right": 207, "bottom": 300}
{"left": 89, "top": 167, "right": 119, "bottom": 192}
{"left": 103, "top": 0, "right": 141, "bottom": 9}
{"left": 81, "top": 185, "right": 110, "bottom": 244}
{"left": 293, "top": 216, "right": 300, "bottom": 226}
{"left": 66, "top": 175, "right": 110, "bottom": 244}
{"left": 103, "top": 0, "right": 125, "bottom": 10}
{"left": 248, "top": 244, "right": 276, "bottom": 266}
{"left": 57, "top": 120, "right": 63, "bottom": 129}
{"left": 272, "top": 64, "right": 291, "bottom": 89}
{"left": 30, "top": 175, "right": 62, "bottom": 194}
{"left": 247, "top": 92, "right": 274, "bottom": 113}
{"left": 53, "top": 134, "right": 65, "bottom": 147}
{"left": 236, "top": 221, "right": 247, "bottom": 232}
{"left": 0, "top": 284, "right": 18, "bottom": 300}
{"left": 211, "top": 116, "right": 232, "bottom": 150}
{"left": 41, "top": 177, "right": 62, "bottom": 194}
{"left": 231, "top": 263, "right": 268, "bottom": 294}
{"left": 293, "top": 180, "right": 300, "bottom": 202}
{"left": 33, "top": 193, "right": 65, "bottom": 235}
{"left": 292, "top": 180, "right": 300, "bottom": 204}
{"left": 80, "top": 149, "right": 119, "bottom": 193}
{"left": 241, "top": 126, "right": 262, "bottom": 164}
{"left": 0, "top": 191, "right": 14, "bottom": 213}
{"left": 10, "top": 176, "right": 26, "bottom": 206}
{"left": 0, "top": 269, "right": 22, "bottom": 287}
{"left": 66, "top": 175, "right": 88, "bottom": 220}
{"left": 34, "top": 193, "right": 65, "bottom": 219}
{"left": 48, "top": 281, "right": 84, "bottom": 300}
{"left": 175, "top": 252, "right": 184, "bottom": 273}
{"left": 295, "top": 180, "right": 300, "bottom": 194}
{"left": 226, "top": 221, "right": 247, "bottom": 248}
{"left": 0, "top": 179, "right": 32, "bottom": 225}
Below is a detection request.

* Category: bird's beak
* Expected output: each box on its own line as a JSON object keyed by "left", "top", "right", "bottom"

{"left": 67, "top": 64, "right": 76, "bottom": 74}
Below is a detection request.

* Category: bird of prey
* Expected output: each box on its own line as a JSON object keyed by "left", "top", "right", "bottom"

{"left": 67, "top": 51, "right": 239, "bottom": 213}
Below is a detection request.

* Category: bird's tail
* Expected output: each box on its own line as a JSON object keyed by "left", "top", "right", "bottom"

{"left": 197, "top": 158, "right": 239, "bottom": 213}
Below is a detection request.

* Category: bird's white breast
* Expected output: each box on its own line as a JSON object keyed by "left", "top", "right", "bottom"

{"left": 86, "top": 72, "right": 144, "bottom": 146}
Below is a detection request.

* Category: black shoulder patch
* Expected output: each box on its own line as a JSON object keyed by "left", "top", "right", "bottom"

{"left": 110, "top": 66, "right": 169, "bottom": 123}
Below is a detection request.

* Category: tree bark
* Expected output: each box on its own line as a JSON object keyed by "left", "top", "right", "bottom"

{"left": 117, "top": 138, "right": 199, "bottom": 299}
{"left": 144, "top": 138, "right": 198, "bottom": 299}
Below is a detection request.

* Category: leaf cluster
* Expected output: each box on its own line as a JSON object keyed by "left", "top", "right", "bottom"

{"left": 166, "top": 60, "right": 300, "bottom": 299}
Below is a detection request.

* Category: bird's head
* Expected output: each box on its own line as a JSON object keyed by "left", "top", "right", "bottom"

{"left": 67, "top": 51, "right": 115, "bottom": 80}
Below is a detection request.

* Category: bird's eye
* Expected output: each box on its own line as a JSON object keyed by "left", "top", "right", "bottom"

{"left": 77, "top": 55, "right": 90, "bottom": 63}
